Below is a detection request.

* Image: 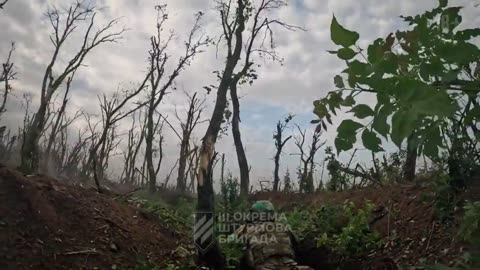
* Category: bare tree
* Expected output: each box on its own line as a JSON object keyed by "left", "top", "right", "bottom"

{"left": 0, "top": 127, "right": 17, "bottom": 164}
{"left": 272, "top": 114, "right": 293, "bottom": 191}
{"left": 121, "top": 112, "right": 146, "bottom": 185}
{"left": 42, "top": 76, "right": 82, "bottom": 173}
{"left": 88, "top": 81, "right": 149, "bottom": 192}
{"left": 186, "top": 145, "right": 200, "bottom": 192}
{"left": 0, "top": 43, "right": 15, "bottom": 119}
{"left": 144, "top": 5, "right": 209, "bottom": 194}
{"left": 163, "top": 159, "right": 178, "bottom": 189}
{"left": 20, "top": 1, "right": 125, "bottom": 173}
{"left": 293, "top": 125, "right": 324, "bottom": 193}
{"left": 175, "top": 92, "right": 206, "bottom": 192}
{"left": 61, "top": 128, "right": 91, "bottom": 178}
{"left": 195, "top": 0, "right": 299, "bottom": 266}
{"left": 225, "top": 0, "right": 301, "bottom": 198}
{"left": 403, "top": 134, "right": 417, "bottom": 182}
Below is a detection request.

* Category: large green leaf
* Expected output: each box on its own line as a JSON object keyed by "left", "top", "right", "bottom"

{"left": 423, "top": 126, "right": 442, "bottom": 158}
{"left": 373, "top": 104, "right": 393, "bottom": 138}
{"left": 441, "top": 7, "right": 462, "bottom": 32}
{"left": 414, "top": 90, "right": 458, "bottom": 117}
{"left": 338, "top": 47, "right": 357, "bottom": 60}
{"left": 331, "top": 15, "right": 360, "bottom": 48}
{"left": 338, "top": 119, "right": 364, "bottom": 135}
{"left": 438, "top": 41, "right": 480, "bottom": 64}
{"left": 349, "top": 104, "right": 374, "bottom": 119}
{"left": 334, "top": 75, "right": 345, "bottom": 88}
{"left": 335, "top": 119, "right": 363, "bottom": 153}
{"left": 396, "top": 78, "right": 424, "bottom": 102}
{"left": 455, "top": 29, "right": 480, "bottom": 41}
{"left": 335, "top": 136, "right": 355, "bottom": 153}
{"left": 328, "top": 92, "right": 344, "bottom": 113}
{"left": 313, "top": 100, "right": 328, "bottom": 119}
{"left": 391, "top": 110, "right": 417, "bottom": 147}
{"left": 362, "top": 129, "right": 384, "bottom": 152}
{"left": 348, "top": 60, "right": 371, "bottom": 76}
{"left": 341, "top": 95, "right": 355, "bottom": 107}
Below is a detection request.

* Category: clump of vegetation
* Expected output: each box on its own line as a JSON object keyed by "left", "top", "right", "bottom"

{"left": 220, "top": 173, "right": 240, "bottom": 210}
{"left": 219, "top": 240, "right": 244, "bottom": 269}
{"left": 287, "top": 201, "right": 381, "bottom": 259}
{"left": 140, "top": 197, "right": 194, "bottom": 229}
{"left": 459, "top": 201, "right": 480, "bottom": 266}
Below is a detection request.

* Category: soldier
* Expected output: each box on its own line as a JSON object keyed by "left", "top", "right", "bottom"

{"left": 234, "top": 200, "right": 312, "bottom": 270}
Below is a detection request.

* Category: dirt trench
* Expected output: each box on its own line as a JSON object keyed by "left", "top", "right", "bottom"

{"left": 0, "top": 166, "right": 189, "bottom": 270}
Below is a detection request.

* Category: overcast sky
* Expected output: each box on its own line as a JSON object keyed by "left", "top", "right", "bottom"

{"left": 1, "top": 0, "right": 479, "bottom": 188}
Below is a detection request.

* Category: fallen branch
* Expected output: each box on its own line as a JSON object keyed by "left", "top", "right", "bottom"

{"left": 337, "top": 166, "right": 383, "bottom": 187}
{"left": 113, "top": 187, "right": 143, "bottom": 200}
{"left": 64, "top": 249, "right": 100, "bottom": 255}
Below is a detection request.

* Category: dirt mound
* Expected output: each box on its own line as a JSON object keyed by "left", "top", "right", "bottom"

{"left": 0, "top": 166, "right": 188, "bottom": 270}
{"left": 253, "top": 184, "right": 469, "bottom": 267}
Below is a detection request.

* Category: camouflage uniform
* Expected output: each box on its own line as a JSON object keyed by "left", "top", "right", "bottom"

{"left": 236, "top": 201, "right": 312, "bottom": 270}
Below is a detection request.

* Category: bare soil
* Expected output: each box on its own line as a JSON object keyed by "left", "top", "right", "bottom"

{"left": 0, "top": 165, "right": 189, "bottom": 270}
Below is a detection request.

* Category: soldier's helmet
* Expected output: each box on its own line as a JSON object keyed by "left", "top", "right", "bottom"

{"left": 250, "top": 200, "right": 275, "bottom": 222}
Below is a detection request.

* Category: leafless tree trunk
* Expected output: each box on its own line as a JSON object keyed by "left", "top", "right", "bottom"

{"left": 229, "top": 83, "right": 250, "bottom": 197}
{"left": 404, "top": 134, "right": 417, "bottom": 182}
{"left": 43, "top": 77, "right": 81, "bottom": 174}
{"left": 88, "top": 79, "right": 149, "bottom": 192}
{"left": 187, "top": 146, "right": 200, "bottom": 192}
{"left": 293, "top": 125, "right": 324, "bottom": 193}
{"left": 221, "top": 153, "right": 226, "bottom": 186}
{"left": 61, "top": 128, "right": 91, "bottom": 178}
{"left": 273, "top": 115, "right": 293, "bottom": 191}
{"left": 144, "top": 5, "right": 209, "bottom": 194}
{"left": 195, "top": 0, "right": 299, "bottom": 266}
{"left": 20, "top": 1, "right": 125, "bottom": 173}
{"left": 163, "top": 159, "right": 178, "bottom": 189}
{"left": 0, "top": 43, "right": 15, "bottom": 119}
{"left": 175, "top": 92, "right": 205, "bottom": 192}
{"left": 225, "top": 0, "right": 301, "bottom": 198}
{"left": 121, "top": 112, "right": 146, "bottom": 185}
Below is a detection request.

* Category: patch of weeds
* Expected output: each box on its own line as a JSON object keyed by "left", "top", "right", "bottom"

{"left": 287, "top": 201, "right": 382, "bottom": 259}
{"left": 219, "top": 240, "right": 244, "bottom": 269}
{"left": 134, "top": 256, "right": 161, "bottom": 270}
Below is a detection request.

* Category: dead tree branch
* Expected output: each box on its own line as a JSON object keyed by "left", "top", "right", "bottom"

{"left": 144, "top": 5, "right": 209, "bottom": 194}
{"left": 273, "top": 114, "right": 293, "bottom": 191}
{"left": 21, "top": 0, "right": 125, "bottom": 173}
{"left": 0, "top": 42, "right": 15, "bottom": 118}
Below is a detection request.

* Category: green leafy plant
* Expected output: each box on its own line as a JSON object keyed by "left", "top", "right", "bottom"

{"left": 135, "top": 256, "right": 162, "bottom": 270}
{"left": 287, "top": 201, "right": 381, "bottom": 258}
{"left": 219, "top": 240, "right": 244, "bottom": 269}
{"left": 459, "top": 201, "right": 480, "bottom": 247}
{"left": 431, "top": 201, "right": 480, "bottom": 269}
{"left": 141, "top": 199, "right": 194, "bottom": 230}
{"left": 220, "top": 173, "right": 241, "bottom": 210}
{"left": 318, "top": 202, "right": 382, "bottom": 256}
{"left": 324, "top": 147, "right": 348, "bottom": 191}
{"left": 313, "top": 0, "right": 480, "bottom": 159}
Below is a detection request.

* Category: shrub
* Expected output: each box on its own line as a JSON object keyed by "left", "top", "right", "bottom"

{"left": 287, "top": 201, "right": 381, "bottom": 258}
